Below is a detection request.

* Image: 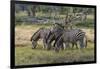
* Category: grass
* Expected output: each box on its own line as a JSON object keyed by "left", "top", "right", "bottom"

{"left": 15, "top": 24, "right": 95, "bottom": 66}
{"left": 15, "top": 42, "right": 94, "bottom": 65}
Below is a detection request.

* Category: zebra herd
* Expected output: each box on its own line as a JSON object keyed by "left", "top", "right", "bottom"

{"left": 30, "top": 23, "right": 87, "bottom": 52}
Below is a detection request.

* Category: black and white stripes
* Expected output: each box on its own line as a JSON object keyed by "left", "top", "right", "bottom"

{"left": 54, "top": 29, "right": 87, "bottom": 52}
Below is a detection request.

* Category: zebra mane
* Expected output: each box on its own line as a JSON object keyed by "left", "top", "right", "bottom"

{"left": 30, "top": 27, "right": 44, "bottom": 41}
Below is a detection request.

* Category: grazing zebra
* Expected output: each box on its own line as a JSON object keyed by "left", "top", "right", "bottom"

{"left": 30, "top": 27, "right": 51, "bottom": 50}
{"left": 46, "top": 23, "right": 64, "bottom": 50}
{"left": 54, "top": 29, "right": 87, "bottom": 52}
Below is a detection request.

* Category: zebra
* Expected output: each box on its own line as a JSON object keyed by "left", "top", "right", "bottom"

{"left": 46, "top": 23, "right": 64, "bottom": 50}
{"left": 30, "top": 23, "right": 64, "bottom": 50}
{"left": 30, "top": 27, "right": 51, "bottom": 50}
{"left": 54, "top": 29, "right": 87, "bottom": 52}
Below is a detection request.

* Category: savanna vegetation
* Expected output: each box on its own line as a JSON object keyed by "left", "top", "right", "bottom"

{"left": 15, "top": 3, "right": 95, "bottom": 65}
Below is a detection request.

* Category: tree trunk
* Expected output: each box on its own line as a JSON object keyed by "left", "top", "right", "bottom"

{"left": 27, "top": 5, "right": 36, "bottom": 17}
{"left": 31, "top": 5, "right": 36, "bottom": 17}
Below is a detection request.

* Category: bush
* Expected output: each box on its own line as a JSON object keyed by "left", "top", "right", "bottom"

{"left": 75, "top": 19, "right": 94, "bottom": 28}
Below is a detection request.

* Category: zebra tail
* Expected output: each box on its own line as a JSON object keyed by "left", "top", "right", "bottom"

{"left": 85, "top": 35, "right": 87, "bottom": 48}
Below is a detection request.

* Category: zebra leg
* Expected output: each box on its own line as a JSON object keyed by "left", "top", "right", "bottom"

{"left": 47, "top": 34, "right": 54, "bottom": 50}
{"left": 73, "top": 42, "right": 78, "bottom": 49}
{"left": 72, "top": 43, "right": 74, "bottom": 48}
{"left": 43, "top": 39, "right": 47, "bottom": 49}
{"left": 65, "top": 42, "right": 70, "bottom": 49}
{"left": 46, "top": 40, "right": 52, "bottom": 50}
{"left": 75, "top": 43, "right": 78, "bottom": 49}
{"left": 47, "top": 43, "right": 51, "bottom": 50}
{"left": 54, "top": 38, "right": 62, "bottom": 52}
{"left": 54, "top": 43, "right": 60, "bottom": 52}
{"left": 84, "top": 35, "right": 87, "bottom": 48}
{"left": 60, "top": 43, "right": 64, "bottom": 50}
{"left": 79, "top": 39, "right": 84, "bottom": 48}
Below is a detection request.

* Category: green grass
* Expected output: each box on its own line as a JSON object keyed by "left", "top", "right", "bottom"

{"left": 15, "top": 42, "right": 94, "bottom": 65}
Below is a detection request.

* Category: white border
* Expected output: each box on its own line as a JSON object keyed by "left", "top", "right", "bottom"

{"left": 0, "top": 0, "right": 99, "bottom": 69}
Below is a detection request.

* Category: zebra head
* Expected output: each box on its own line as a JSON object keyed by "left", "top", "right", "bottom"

{"left": 31, "top": 40, "right": 37, "bottom": 49}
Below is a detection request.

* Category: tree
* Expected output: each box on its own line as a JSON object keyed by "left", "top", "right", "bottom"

{"left": 27, "top": 5, "right": 36, "bottom": 17}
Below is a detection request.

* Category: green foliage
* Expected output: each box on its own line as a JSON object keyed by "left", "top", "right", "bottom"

{"left": 15, "top": 4, "right": 95, "bottom": 27}
{"left": 15, "top": 4, "right": 94, "bottom": 17}
{"left": 75, "top": 19, "right": 94, "bottom": 28}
